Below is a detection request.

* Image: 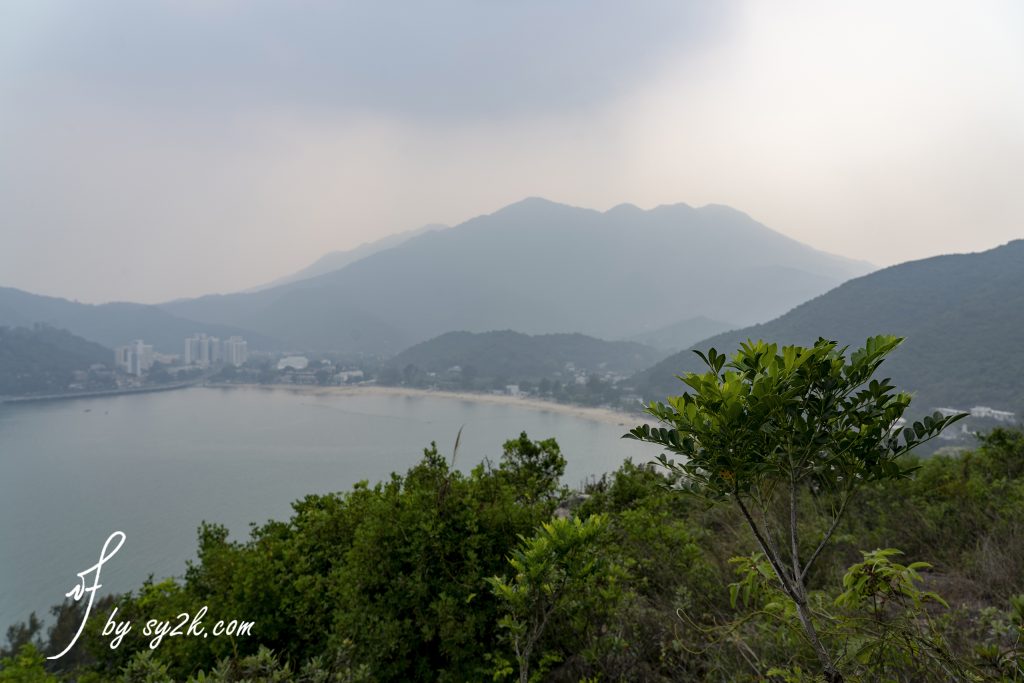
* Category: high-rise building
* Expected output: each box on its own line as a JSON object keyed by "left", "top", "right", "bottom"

{"left": 222, "top": 336, "right": 248, "bottom": 366}
{"left": 184, "top": 336, "right": 197, "bottom": 365}
{"left": 114, "top": 346, "right": 133, "bottom": 373}
{"left": 115, "top": 340, "right": 154, "bottom": 376}
{"left": 185, "top": 333, "right": 245, "bottom": 367}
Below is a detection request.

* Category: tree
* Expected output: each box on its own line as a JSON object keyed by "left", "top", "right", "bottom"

{"left": 499, "top": 432, "right": 567, "bottom": 503}
{"left": 626, "top": 336, "right": 966, "bottom": 682}
{"left": 487, "top": 515, "right": 617, "bottom": 683}
{"left": 0, "top": 644, "right": 57, "bottom": 683}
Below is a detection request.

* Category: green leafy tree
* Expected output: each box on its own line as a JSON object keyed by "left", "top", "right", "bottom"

{"left": 0, "top": 644, "right": 57, "bottom": 683}
{"left": 626, "top": 336, "right": 966, "bottom": 681}
{"left": 499, "top": 432, "right": 567, "bottom": 503}
{"left": 487, "top": 515, "right": 621, "bottom": 683}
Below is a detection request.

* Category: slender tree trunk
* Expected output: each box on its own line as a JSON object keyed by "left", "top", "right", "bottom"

{"left": 794, "top": 594, "right": 842, "bottom": 682}
{"left": 737, "top": 490, "right": 844, "bottom": 682}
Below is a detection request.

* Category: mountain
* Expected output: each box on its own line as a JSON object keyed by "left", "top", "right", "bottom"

{"left": 634, "top": 240, "right": 1024, "bottom": 420}
{"left": 161, "top": 198, "right": 873, "bottom": 354}
{"left": 385, "top": 330, "right": 665, "bottom": 382}
{"left": 0, "top": 324, "right": 112, "bottom": 396}
{"left": 625, "top": 315, "right": 736, "bottom": 352}
{"left": 246, "top": 223, "right": 446, "bottom": 292}
{"left": 0, "top": 287, "right": 272, "bottom": 354}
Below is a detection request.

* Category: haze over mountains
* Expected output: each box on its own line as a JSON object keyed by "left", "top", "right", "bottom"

{"left": 1, "top": 199, "right": 1020, "bottom": 425}
{"left": 635, "top": 239, "right": 1024, "bottom": 418}
{"left": 0, "top": 198, "right": 871, "bottom": 355}
{"left": 0, "top": 286, "right": 272, "bottom": 352}
{"left": 159, "top": 198, "right": 871, "bottom": 353}
{"left": 246, "top": 224, "right": 446, "bottom": 292}
{"left": 625, "top": 315, "right": 736, "bottom": 353}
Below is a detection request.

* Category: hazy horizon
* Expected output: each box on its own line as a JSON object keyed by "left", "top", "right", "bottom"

{"left": 2, "top": 1, "right": 1022, "bottom": 304}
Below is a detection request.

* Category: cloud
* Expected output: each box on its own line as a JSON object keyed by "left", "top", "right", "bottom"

{"left": 610, "top": 0, "right": 1024, "bottom": 265}
{"left": 2, "top": 1, "right": 727, "bottom": 120}
{"left": 0, "top": 1, "right": 1020, "bottom": 303}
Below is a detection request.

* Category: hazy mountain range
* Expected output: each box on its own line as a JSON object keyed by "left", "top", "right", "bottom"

{"left": 625, "top": 315, "right": 736, "bottom": 352}
{"left": 158, "top": 198, "right": 871, "bottom": 353}
{"left": 245, "top": 223, "right": 446, "bottom": 292}
{"left": 0, "top": 286, "right": 272, "bottom": 352}
{"left": 1, "top": 210, "right": 1020, "bottom": 423}
{"left": 0, "top": 198, "right": 871, "bottom": 355}
{"left": 635, "top": 239, "right": 1024, "bottom": 417}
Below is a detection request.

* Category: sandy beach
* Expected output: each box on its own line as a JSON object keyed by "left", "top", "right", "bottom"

{"left": 208, "top": 383, "right": 649, "bottom": 428}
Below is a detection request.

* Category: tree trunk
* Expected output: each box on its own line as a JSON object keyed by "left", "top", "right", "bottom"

{"left": 795, "top": 597, "right": 842, "bottom": 682}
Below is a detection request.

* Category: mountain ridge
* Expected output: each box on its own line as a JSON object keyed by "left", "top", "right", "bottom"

{"left": 160, "top": 197, "right": 873, "bottom": 353}
{"left": 244, "top": 223, "right": 447, "bottom": 292}
{"left": 634, "top": 239, "right": 1024, "bottom": 417}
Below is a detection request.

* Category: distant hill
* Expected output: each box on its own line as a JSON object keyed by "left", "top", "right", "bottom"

{"left": 386, "top": 330, "right": 666, "bottom": 382}
{"left": 0, "top": 324, "right": 112, "bottom": 396}
{"left": 625, "top": 315, "right": 736, "bottom": 352}
{"left": 161, "top": 198, "right": 873, "bottom": 354}
{"left": 635, "top": 240, "right": 1024, "bottom": 421}
{"left": 0, "top": 287, "right": 272, "bottom": 354}
{"left": 246, "top": 223, "right": 446, "bottom": 292}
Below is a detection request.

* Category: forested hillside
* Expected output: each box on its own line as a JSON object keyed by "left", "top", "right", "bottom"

{"left": 0, "top": 325, "right": 112, "bottom": 396}
{"left": 384, "top": 330, "right": 664, "bottom": 384}
{"left": 637, "top": 240, "right": 1024, "bottom": 418}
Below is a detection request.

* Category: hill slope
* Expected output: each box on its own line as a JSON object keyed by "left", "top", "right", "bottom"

{"left": 635, "top": 240, "right": 1024, "bottom": 418}
{"left": 0, "top": 287, "right": 272, "bottom": 353}
{"left": 0, "top": 324, "right": 112, "bottom": 395}
{"left": 247, "top": 223, "right": 446, "bottom": 292}
{"left": 162, "top": 198, "right": 873, "bottom": 353}
{"left": 385, "top": 330, "right": 665, "bottom": 382}
{"left": 625, "top": 315, "right": 736, "bottom": 352}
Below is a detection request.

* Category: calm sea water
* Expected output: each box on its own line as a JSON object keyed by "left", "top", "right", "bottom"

{"left": 0, "top": 387, "right": 653, "bottom": 631}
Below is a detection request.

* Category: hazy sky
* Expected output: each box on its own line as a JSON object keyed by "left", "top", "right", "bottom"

{"left": 2, "top": 1, "right": 1022, "bottom": 304}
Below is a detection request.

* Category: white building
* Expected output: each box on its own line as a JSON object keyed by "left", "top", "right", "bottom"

{"left": 277, "top": 356, "right": 309, "bottom": 371}
{"left": 336, "top": 369, "right": 364, "bottom": 383}
{"left": 222, "top": 336, "right": 248, "bottom": 366}
{"left": 114, "top": 340, "right": 154, "bottom": 376}
{"left": 184, "top": 333, "right": 234, "bottom": 367}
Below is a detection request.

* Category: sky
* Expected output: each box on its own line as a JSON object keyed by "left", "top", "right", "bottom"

{"left": 1, "top": 1, "right": 1022, "bottom": 304}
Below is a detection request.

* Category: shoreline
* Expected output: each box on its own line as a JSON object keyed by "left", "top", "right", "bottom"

{"left": 0, "top": 381, "right": 196, "bottom": 405}
{"left": 206, "top": 383, "right": 648, "bottom": 427}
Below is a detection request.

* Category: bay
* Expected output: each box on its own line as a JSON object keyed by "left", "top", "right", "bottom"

{"left": 0, "top": 386, "right": 653, "bottom": 632}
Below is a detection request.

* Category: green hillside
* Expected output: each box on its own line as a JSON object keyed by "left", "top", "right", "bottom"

{"left": 0, "top": 324, "right": 113, "bottom": 396}
{"left": 384, "top": 330, "right": 665, "bottom": 384}
{"left": 636, "top": 239, "right": 1024, "bottom": 420}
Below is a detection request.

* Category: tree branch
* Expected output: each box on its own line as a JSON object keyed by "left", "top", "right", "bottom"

{"left": 790, "top": 469, "right": 803, "bottom": 596}
{"left": 800, "top": 490, "right": 850, "bottom": 583}
{"left": 734, "top": 494, "right": 798, "bottom": 599}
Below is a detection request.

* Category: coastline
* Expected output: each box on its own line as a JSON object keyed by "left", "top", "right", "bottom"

{"left": 205, "top": 383, "right": 648, "bottom": 427}
{"left": 0, "top": 380, "right": 196, "bottom": 405}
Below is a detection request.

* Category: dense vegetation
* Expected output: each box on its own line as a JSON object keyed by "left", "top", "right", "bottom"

{"left": 381, "top": 330, "right": 663, "bottom": 388}
{"left": 637, "top": 240, "right": 1024, "bottom": 419}
{"left": 4, "top": 338, "right": 1023, "bottom": 681}
{"left": 4, "top": 430, "right": 1022, "bottom": 681}
{"left": 0, "top": 324, "right": 113, "bottom": 395}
